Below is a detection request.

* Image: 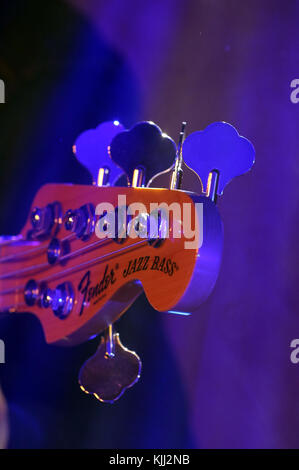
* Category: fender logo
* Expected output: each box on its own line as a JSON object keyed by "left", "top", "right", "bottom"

{"left": 78, "top": 265, "right": 116, "bottom": 316}
{"left": 123, "top": 255, "right": 178, "bottom": 278}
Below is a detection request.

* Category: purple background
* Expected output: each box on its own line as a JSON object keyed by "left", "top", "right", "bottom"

{"left": 66, "top": 0, "right": 299, "bottom": 448}
{"left": 0, "top": 0, "right": 298, "bottom": 448}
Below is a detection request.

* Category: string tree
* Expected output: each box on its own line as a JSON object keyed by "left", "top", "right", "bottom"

{"left": 147, "top": 122, "right": 204, "bottom": 194}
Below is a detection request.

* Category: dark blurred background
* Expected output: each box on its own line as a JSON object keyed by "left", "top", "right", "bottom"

{"left": 0, "top": 0, "right": 298, "bottom": 448}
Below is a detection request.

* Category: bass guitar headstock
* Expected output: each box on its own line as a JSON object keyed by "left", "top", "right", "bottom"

{"left": 0, "top": 118, "right": 255, "bottom": 404}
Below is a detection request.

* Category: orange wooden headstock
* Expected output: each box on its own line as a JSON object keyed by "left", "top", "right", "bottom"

{"left": 0, "top": 183, "right": 222, "bottom": 345}
{"left": 0, "top": 118, "right": 257, "bottom": 404}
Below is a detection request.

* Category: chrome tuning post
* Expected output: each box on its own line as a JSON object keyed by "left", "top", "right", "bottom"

{"left": 206, "top": 169, "right": 220, "bottom": 203}
{"left": 28, "top": 202, "right": 62, "bottom": 240}
{"left": 131, "top": 167, "right": 145, "bottom": 188}
{"left": 78, "top": 324, "right": 142, "bottom": 403}
{"left": 104, "top": 324, "right": 115, "bottom": 358}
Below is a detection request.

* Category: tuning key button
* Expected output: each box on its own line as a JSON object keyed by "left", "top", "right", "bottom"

{"left": 73, "top": 120, "right": 125, "bottom": 185}
{"left": 64, "top": 204, "right": 95, "bottom": 240}
{"left": 41, "top": 282, "right": 74, "bottom": 319}
{"left": 64, "top": 210, "right": 77, "bottom": 231}
{"left": 47, "top": 238, "right": 61, "bottom": 264}
{"left": 109, "top": 121, "right": 176, "bottom": 186}
{"left": 52, "top": 282, "right": 74, "bottom": 319}
{"left": 79, "top": 331, "right": 142, "bottom": 403}
{"left": 31, "top": 207, "right": 45, "bottom": 229}
{"left": 182, "top": 121, "right": 255, "bottom": 195}
{"left": 41, "top": 288, "right": 52, "bottom": 309}
{"left": 24, "top": 279, "right": 39, "bottom": 306}
{"left": 147, "top": 210, "right": 168, "bottom": 247}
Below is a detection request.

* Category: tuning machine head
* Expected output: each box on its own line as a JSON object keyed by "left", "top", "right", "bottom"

{"left": 183, "top": 121, "right": 255, "bottom": 196}
{"left": 109, "top": 121, "right": 176, "bottom": 187}
{"left": 73, "top": 120, "right": 125, "bottom": 186}
{"left": 79, "top": 327, "right": 141, "bottom": 403}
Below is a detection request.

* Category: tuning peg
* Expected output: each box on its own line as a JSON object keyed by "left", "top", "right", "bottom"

{"left": 78, "top": 325, "right": 141, "bottom": 403}
{"left": 182, "top": 121, "right": 255, "bottom": 195}
{"left": 73, "top": 121, "right": 125, "bottom": 185}
{"left": 109, "top": 121, "right": 176, "bottom": 187}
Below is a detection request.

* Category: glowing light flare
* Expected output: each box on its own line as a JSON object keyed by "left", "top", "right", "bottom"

{"left": 167, "top": 310, "right": 191, "bottom": 316}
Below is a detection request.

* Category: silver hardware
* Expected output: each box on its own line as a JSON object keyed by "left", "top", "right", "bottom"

{"left": 41, "top": 282, "right": 74, "bottom": 319}
{"left": 47, "top": 238, "right": 61, "bottom": 265}
{"left": 104, "top": 324, "right": 115, "bottom": 358}
{"left": 170, "top": 121, "right": 186, "bottom": 190}
{"left": 97, "top": 166, "right": 110, "bottom": 186}
{"left": 64, "top": 204, "right": 95, "bottom": 240}
{"left": 147, "top": 209, "right": 168, "bottom": 247}
{"left": 24, "top": 279, "right": 39, "bottom": 307}
{"left": 78, "top": 328, "right": 142, "bottom": 403}
{"left": 127, "top": 212, "right": 149, "bottom": 239}
{"left": 132, "top": 167, "right": 145, "bottom": 188}
{"left": 206, "top": 169, "right": 220, "bottom": 203}
{"left": 29, "top": 202, "right": 62, "bottom": 239}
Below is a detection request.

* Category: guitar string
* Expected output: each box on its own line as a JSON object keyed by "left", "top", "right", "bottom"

{"left": 42, "top": 238, "right": 147, "bottom": 283}
{"left": 2, "top": 302, "right": 27, "bottom": 313}
{"left": 0, "top": 234, "right": 115, "bottom": 281}
{"left": 0, "top": 239, "right": 147, "bottom": 310}
{"left": 0, "top": 232, "right": 76, "bottom": 263}
{"left": 0, "top": 236, "right": 147, "bottom": 288}
{"left": 0, "top": 208, "right": 136, "bottom": 263}
{"left": 0, "top": 235, "right": 24, "bottom": 247}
